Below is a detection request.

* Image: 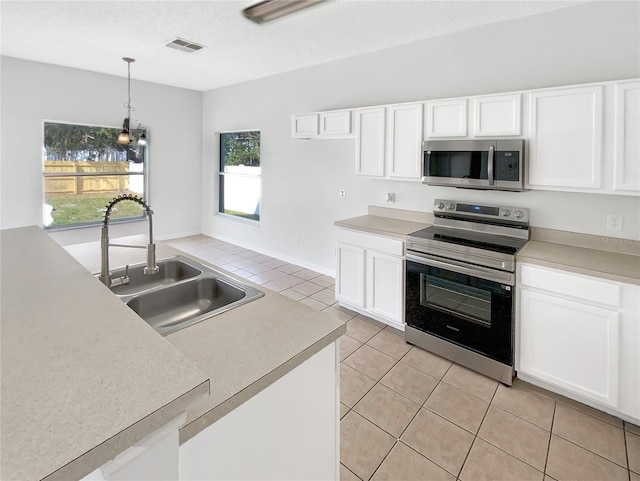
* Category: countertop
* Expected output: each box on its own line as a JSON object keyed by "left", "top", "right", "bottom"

{"left": 334, "top": 213, "right": 639, "bottom": 285}
{"left": 0, "top": 226, "right": 210, "bottom": 481}
{"left": 334, "top": 214, "right": 429, "bottom": 238}
{"left": 1, "top": 227, "right": 345, "bottom": 481}
{"left": 518, "top": 240, "right": 640, "bottom": 285}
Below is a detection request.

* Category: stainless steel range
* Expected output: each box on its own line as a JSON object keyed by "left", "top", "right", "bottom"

{"left": 404, "top": 199, "right": 530, "bottom": 385}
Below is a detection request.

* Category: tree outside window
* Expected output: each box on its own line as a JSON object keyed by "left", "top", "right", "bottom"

{"left": 219, "top": 131, "right": 261, "bottom": 222}
{"left": 43, "top": 121, "right": 148, "bottom": 229}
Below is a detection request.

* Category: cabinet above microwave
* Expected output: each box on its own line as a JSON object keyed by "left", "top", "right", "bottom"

{"left": 422, "top": 139, "right": 525, "bottom": 192}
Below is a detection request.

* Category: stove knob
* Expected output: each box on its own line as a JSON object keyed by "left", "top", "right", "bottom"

{"left": 447, "top": 203, "right": 455, "bottom": 210}
{"left": 514, "top": 210, "right": 524, "bottom": 219}
{"left": 500, "top": 209, "right": 511, "bottom": 217}
{"left": 437, "top": 202, "right": 445, "bottom": 210}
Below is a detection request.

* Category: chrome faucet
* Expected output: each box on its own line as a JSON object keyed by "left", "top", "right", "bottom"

{"left": 99, "top": 194, "right": 159, "bottom": 288}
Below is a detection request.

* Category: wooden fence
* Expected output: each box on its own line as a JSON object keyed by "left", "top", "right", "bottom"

{"left": 44, "top": 161, "right": 130, "bottom": 195}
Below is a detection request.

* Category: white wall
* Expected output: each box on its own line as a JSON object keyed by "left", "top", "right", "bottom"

{"left": 0, "top": 56, "right": 203, "bottom": 245}
{"left": 202, "top": 1, "right": 640, "bottom": 273}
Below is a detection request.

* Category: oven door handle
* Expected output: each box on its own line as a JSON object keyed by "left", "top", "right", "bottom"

{"left": 406, "top": 252, "right": 514, "bottom": 286}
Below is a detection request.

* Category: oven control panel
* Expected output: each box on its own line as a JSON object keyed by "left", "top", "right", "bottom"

{"left": 434, "top": 199, "right": 529, "bottom": 223}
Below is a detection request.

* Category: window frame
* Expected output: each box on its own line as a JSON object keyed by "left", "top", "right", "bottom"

{"left": 218, "top": 129, "right": 261, "bottom": 225}
{"left": 42, "top": 120, "right": 149, "bottom": 231}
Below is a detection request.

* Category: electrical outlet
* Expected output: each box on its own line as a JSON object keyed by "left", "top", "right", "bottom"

{"left": 339, "top": 188, "right": 346, "bottom": 198}
{"left": 606, "top": 213, "right": 623, "bottom": 232}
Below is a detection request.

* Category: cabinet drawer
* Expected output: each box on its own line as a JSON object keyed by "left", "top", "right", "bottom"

{"left": 520, "top": 264, "right": 621, "bottom": 307}
{"left": 336, "top": 229, "right": 404, "bottom": 256}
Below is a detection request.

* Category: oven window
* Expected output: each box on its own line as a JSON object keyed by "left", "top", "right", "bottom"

{"left": 426, "top": 151, "right": 488, "bottom": 180}
{"left": 421, "top": 274, "right": 491, "bottom": 327}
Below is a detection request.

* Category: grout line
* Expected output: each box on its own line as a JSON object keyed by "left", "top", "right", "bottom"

{"left": 544, "top": 397, "right": 557, "bottom": 477}
{"left": 623, "top": 430, "right": 631, "bottom": 481}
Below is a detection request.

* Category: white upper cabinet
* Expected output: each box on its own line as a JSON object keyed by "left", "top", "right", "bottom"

{"left": 292, "top": 77, "right": 638, "bottom": 195}
{"left": 356, "top": 103, "right": 422, "bottom": 181}
{"left": 527, "top": 85, "right": 604, "bottom": 190}
{"left": 425, "top": 99, "right": 467, "bottom": 138}
{"left": 291, "top": 110, "right": 352, "bottom": 139}
{"left": 320, "top": 110, "right": 351, "bottom": 136}
{"left": 613, "top": 80, "right": 640, "bottom": 193}
{"left": 355, "top": 107, "right": 386, "bottom": 177}
{"left": 473, "top": 94, "right": 522, "bottom": 136}
{"left": 387, "top": 103, "right": 423, "bottom": 179}
{"left": 291, "top": 114, "right": 319, "bottom": 138}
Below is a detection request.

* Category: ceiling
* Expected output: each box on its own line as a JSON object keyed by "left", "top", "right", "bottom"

{"left": 0, "top": 0, "right": 585, "bottom": 92}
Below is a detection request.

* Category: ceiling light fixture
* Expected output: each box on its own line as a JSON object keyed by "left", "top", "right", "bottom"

{"left": 117, "top": 57, "right": 147, "bottom": 146}
{"left": 117, "top": 57, "right": 135, "bottom": 145}
{"left": 243, "top": 0, "right": 326, "bottom": 24}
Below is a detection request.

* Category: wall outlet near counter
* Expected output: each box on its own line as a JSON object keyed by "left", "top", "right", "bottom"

{"left": 339, "top": 189, "right": 346, "bottom": 198}
{"left": 606, "top": 213, "right": 623, "bottom": 232}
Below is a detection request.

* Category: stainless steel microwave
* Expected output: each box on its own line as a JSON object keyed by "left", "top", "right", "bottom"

{"left": 422, "top": 139, "right": 525, "bottom": 191}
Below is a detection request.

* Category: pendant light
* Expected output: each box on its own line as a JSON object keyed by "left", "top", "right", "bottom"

{"left": 117, "top": 57, "right": 141, "bottom": 145}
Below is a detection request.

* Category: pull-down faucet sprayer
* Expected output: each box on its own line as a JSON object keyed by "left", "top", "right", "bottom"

{"left": 98, "top": 194, "right": 159, "bottom": 288}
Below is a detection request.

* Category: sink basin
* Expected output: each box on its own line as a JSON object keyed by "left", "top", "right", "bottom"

{"left": 109, "top": 257, "right": 201, "bottom": 296}
{"left": 107, "top": 255, "right": 264, "bottom": 336}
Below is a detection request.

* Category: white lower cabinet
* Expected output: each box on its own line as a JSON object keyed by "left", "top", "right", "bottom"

{"left": 367, "top": 250, "right": 404, "bottom": 324}
{"left": 180, "top": 343, "right": 339, "bottom": 481}
{"left": 336, "top": 228, "right": 404, "bottom": 329}
{"left": 81, "top": 416, "right": 185, "bottom": 481}
{"left": 336, "top": 243, "right": 366, "bottom": 308}
{"left": 517, "top": 264, "right": 640, "bottom": 422}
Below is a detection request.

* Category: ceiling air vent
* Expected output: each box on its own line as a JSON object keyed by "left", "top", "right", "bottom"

{"left": 165, "top": 37, "right": 206, "bottom": 53}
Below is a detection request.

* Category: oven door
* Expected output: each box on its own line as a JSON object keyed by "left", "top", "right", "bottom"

{"left": 405, "top": 253, "right": 514, "bottom": 365}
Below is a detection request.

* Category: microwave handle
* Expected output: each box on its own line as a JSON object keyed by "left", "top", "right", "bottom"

{"left": 487, "top": 145, "right": 495, "bottom": 186}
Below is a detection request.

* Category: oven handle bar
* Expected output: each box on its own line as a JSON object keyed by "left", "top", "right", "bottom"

{"left": 406, "top": 252, "right": 515, "bottom": 286}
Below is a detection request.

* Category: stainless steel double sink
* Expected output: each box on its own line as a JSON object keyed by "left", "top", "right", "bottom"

{"left": 106, "top": 255, "right": 264, "bottom": 336}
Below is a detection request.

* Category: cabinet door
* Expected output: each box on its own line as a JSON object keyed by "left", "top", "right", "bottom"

{"left": 355, "top": 107, "right": 386, "bottom": 177}
{"left": 320, "top": 110, "right": 351, "bottom": 136}
{"left": 527, "top": 86, "right": 603, "bottom": 190}
{"left": 291, "top": 114, "right": 319, "bottom": 138}
{"left": 613, "top": 80, "right": 640, "bottom": 193}
{"left": 366, "top": 251, "right": 404, "bottom": 325}
{"left": 336, "top": 244, "right": 365, "bottom": 308}
{"left": 180, "top": 344, "right": 338, "bottom": 481}
{"left": 473, "top": 94, "right": 522, "bottom": 136}
{"left": 425, "top": 99, "right": 467, "bottom": 138}
{"left": 519, "top": 288, "right": 620, "bottom": 407}
{"left": 387, "top": 103, "right": 423, "bottom": 180}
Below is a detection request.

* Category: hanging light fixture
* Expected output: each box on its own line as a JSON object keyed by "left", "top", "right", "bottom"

{"left": 117, "top": 57, "right": 137, "bottom": 145}
{"left": 136, "top": 121, "right": 147, "bottom": 146}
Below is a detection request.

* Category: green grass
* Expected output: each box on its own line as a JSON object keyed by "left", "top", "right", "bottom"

{"left": 223, "top": 209, "right": 260, "bottom": 222}
{"left": 46, "top": 193, "right": 144, "bottom": 227}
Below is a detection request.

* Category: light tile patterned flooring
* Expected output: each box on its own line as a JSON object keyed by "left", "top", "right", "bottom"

{"left": 169, "top": 235, "right": 640, "bottom": 481}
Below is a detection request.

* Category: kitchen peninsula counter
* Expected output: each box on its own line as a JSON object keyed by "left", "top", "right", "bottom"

{"left": 1, "top": 226, "right": 345, "bottom": 480}
{"left": 0, "top": 226, "right": 210, "bottom": 481}
{"left": 66, "top": 237, "right": 346, "bottom": 444}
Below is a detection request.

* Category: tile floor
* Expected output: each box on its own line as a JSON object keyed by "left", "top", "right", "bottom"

{"left": 168, "top": 234, "right": 640, "bottom": 481}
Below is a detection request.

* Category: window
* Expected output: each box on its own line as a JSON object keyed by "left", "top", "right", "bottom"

{"left": 219, "top": 130, "right": 261, "bottom": 222}
{"left": 43, "top": 121, "right": 148, "bottom": 229}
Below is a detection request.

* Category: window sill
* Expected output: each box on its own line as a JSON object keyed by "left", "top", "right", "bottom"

{"left": 217, "top": 212, "right": 260, "bottom": 227}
